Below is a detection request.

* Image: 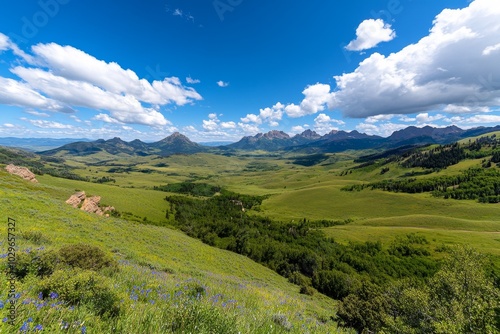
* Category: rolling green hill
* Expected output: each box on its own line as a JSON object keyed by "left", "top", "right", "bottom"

{"left": 0, "top": 170, "right": 344, "bottom": 333}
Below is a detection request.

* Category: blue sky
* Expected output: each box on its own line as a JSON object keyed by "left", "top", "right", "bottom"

{"left": 0, "top": 0, "right": 499, "bottom": 142}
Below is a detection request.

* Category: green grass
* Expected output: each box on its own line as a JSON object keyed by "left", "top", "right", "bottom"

{"left": 0, "top": 170, "right": 346, "bottom": 333}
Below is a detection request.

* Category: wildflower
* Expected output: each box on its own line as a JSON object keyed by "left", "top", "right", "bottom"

{"left": 149, "top": 300, "right": 155, "bottom": 305}
{"left": 49, "top": 292, "right": 59, "bottom": 299}
{"left": 34, "top": 324, "right": 43, "bottom": 331}
{"left": 2, "top": 317, "right": 8, "bottom": 323}
{"left": 20, "top": 322, "right": 30, "bottom": 332}
{"left": 0, "top": 300, "right": 3, "bottom": 309}
{"left": 81, "top": 325, "right": 87, "bottom": 333}
{"left": 38, "top": 292, "right": 43, "bottom": 300}
{"left": 27, "top": 318, "right": 33, "bottom": 322}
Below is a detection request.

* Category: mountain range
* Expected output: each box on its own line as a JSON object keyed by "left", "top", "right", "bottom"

{"left": 3, "top": 125, "right": 499, "bottom": 157}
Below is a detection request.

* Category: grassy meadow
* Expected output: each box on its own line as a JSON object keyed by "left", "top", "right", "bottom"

{"left": 0, "top": 169, "right": 345, "bottom": 333}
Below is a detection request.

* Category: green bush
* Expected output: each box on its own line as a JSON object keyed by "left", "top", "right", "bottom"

{"left": 39, "top": 269, "right": 121, "bottom": 317}
{"left": 59, "top": 243, "right": 118, "bottom": 272}
{"left": 20, "top": 230, "right": 50, "bottom": 245}
{"left": 10, "top": 249, "right": 59, "bottom": 279}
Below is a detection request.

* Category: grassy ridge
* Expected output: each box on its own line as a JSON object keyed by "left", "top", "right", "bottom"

{"left": 0, "top": 170, "right": 344, "bottom": 333}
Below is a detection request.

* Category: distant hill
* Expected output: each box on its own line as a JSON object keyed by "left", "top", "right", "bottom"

{"left": 35, "top": 125, "right": 500, "bottom": 156}
{"left": 40, "top": 132, "right": 207, "bottom": 156}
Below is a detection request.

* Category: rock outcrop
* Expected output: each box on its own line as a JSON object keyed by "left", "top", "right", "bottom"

{"left": 65, "top": 191, "right": 115, "bottom": 216}
{"left": 81, "top": 196, "right": 103, "bottom": 215}
{"left": 5, "top": 164, "right": 38, "bottom": 183}
{"left": 65, "top": 191, "right": 86, "bottom": 207}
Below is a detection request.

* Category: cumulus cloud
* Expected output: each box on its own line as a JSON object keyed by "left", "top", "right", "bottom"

{"left": 217, "top": 80, "right": 229, "bottom": 87}
{"left": 282, "top": 84, "right": 334, "bottom": 118}
{"left": 332, "top": 0, "right": 500, "bottom": 118}
{"left": 0, "top": 34, "right": 202, "bottom": 128}
{"left": 241, "top": 102, "right": 284, "bottom": 126}
{"left": 346, "top": 19, "right": 396, "bottom": 51}
{"left": 0, "top": 77, "right": 73, "bottom": 113}
{"left": 314, "top": 113, "right": 345, "bottom": 134}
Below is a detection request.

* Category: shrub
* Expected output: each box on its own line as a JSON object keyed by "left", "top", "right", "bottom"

{"left": 10, "top": 249, "right": 59, "bottom": 279}
{"left": 20, "top": 230, "right": 50, "bottom": 245}
{"left": 59, "top": 243, "right": 118, "bottom": 272}
{"left": 300, "top": 285, "right": 315, "bottom": 296}
{"left": 38, "top": 269, "right": 121, "bottom": 317}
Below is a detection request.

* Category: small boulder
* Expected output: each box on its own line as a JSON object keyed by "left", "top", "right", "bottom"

{"left": 5, "top": 164, "right": 38, "bottom": 183}
{"left": 80, "top": 196, "right": 103, "bottom": 216}
{"left": 65, "top": 191, "right": 86, "bottom": 208}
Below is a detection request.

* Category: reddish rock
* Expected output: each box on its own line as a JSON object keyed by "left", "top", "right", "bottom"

{"left": 65, "top": 191, "right": 86, "bottom": 208}
{"left": 5, "top": 164, "right": 38, "bottom": 183}
{"left": 80, "top": 196, "right": 103, "bottom": 216}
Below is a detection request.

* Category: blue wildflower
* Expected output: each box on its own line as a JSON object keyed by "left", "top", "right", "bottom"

{"left": 38, "top": 292, "right": 43, "bottom": 300}
{"left": 34, "top": 324, "right": 43, "bottom": 331}
{"left": 27, "top": 317, "right": 33, "bottom": 322}
{"left": 49, "top": 292, "right": 59, "bottom": 299}
{"left": 20, "top": 322, "right": 30, "bottom": 332}
{"left": 2, "top": 317, "right": 8, "bottom": 323}
{"left": 0, "top": 300, "right": 4, "bottom": 309}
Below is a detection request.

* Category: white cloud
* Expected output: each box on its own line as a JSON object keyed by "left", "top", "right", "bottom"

{"left": 0, "top": 37, "right": 202, "bottom": 128}
{"left": 202, "top": 119, "right": 219, "bottom": 131}
{"left": 0, "top": 33, "right": 8, "bottom": 51}
{"left": 356, "top": 122, "right": 408, "bottom": 137}
{"left": 186, "top": 77, "right": 200, "bottom": 84}
{"left": 31, "top": 43, "right": 202, "bottom": 106}
{"left": 483, "top": 43, "right": 500, "bottom": 56}
{"left": 173, "top": 9, "right": 183, "bottom": 16}
{"left": 415, "top": 113, "right": 445, "bottom": 124}
{"left": 290, "top": 125, "right": 306, "bottom": 134}
{"left": 365, "top": 114, "right": 394, "bottom": 123}
{"left": 314, "top": 113, "right": 345, "bottom": 134}
{"left": 238, "top": 122, "right": 260, "bottom": 135}
{"left": 93, "top": 113, "right": 123, "bottom": 124}
{"left": 242, "top": 102, "right": 284, "bottom": 126}
{"left": 3, "top": 123, "right": 15, "bottom": 128}
{"left": 24, "top": 119, "right": 74, "bottom": 129}
{"left": 331, "top": 0, "right": 500, "bottom": 118}
{"left": 217, "top": 80, "right": 229, "bottom": 87}
{"left": 346, "top": 19, "right": 396, "bottom": 51}
{"left": 0, "top": 77, "right": 73, "bottom": 113}
{"left": 283, "top": 84, "right": 334, "bottom": 118}
{"left": 25, "top": 110, "right": 50, "bottom": 117}
{"left": 220, "top": 121, "right": 236, "bottom": 129}
{"left": 443, "top": 104, "right": 490, "bottom": 113}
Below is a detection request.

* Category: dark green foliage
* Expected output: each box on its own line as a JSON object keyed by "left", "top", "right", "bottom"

{"left": 243, "top": 161, "right": 281, "bottom": 171}
{"left": 388, "top": 234, "right": 430, "bottom": 257}
{"left": 402, "top": 143, "right": 466, "bottom": 169}
{"left": 350, "top": 167, "right": 500, "bottom": 203}
{"left": 291, "top": 154, "right": 328, "bottom": 166}
{"left": 39, "top": 269, "right": 121, "bottom": 317}
{"left": 154, "top": 182, "right": 221, "bottom": 197}
{"left": 59, "top": 243, "right": 118, "bottom": 272}
{"left": 10, "top": 249, "right": 59, "bottom": 279}
{"left": 165, "top": 192, "right": 439, "bottom": 304}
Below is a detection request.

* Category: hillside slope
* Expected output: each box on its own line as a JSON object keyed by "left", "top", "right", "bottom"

{"left": 0, "top": 170, "right": 344, "bottom": 333}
